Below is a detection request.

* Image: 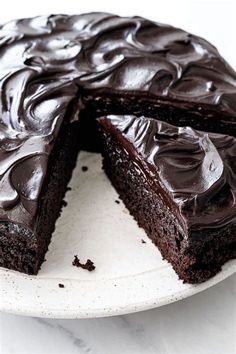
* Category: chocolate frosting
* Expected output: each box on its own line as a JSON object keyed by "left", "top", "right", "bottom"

{"left": 0, "top": 13, "right": 235, "bottom": 230}
{"left": 99, "top": 115, "right": 236, "bottom": 229}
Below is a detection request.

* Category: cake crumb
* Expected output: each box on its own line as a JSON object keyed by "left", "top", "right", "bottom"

{"left": 58, "top": 283, "right": 64, "bottom": 288}
{"left": 115, "top": 200, "right": 120, "bottom": 204}
{"left": 72, "top": 255, "right": 95, "bottom": 272}
{"left": 61, "top": 200, "right": 67, "bottom": 207}
{"left": 82, "top": 166, "right": 88, "bottom": 172}
{"left": 66, "top": 186, "right": 72, "bottom": 191}
{"left": 141, "top": 239, "right": 146, "bottom": 244}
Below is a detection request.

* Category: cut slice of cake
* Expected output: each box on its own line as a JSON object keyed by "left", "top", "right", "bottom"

{"left": 98, "top": 115, "right": 236, "bottom": 283}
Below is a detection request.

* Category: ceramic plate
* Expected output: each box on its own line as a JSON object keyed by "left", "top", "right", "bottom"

{"left": 0, "top": 152, "right": 235, "bottom": 319}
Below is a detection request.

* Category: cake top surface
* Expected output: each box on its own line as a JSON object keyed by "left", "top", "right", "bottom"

{"left": 0, "top": 12, "right": 236, "bottom": 116}
{"left": 99, "top": 115, "right": 236, "bottom": 229}
{"left": 0, "top": 12, "right": 235, "bottom": 230}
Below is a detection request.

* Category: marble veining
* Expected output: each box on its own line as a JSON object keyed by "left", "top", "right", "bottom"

{"left": 0, "top": 274, "right": 235, "bottom": 354}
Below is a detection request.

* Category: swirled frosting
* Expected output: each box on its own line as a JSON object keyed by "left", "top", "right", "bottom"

{"left": 0, "top": 13, "right": 235, "bottom": 230}
{"left": 99, "top": 115, "right": 236, "bottom": 229}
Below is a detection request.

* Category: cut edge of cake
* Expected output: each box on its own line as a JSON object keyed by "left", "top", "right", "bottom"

{"left": 98, "top": 115, "right": 236, "bottom": 283}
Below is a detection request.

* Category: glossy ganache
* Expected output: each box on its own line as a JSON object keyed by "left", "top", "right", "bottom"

{"left": 0, "top": 13, "right": 236, "bottom": 231}
{"left": 99, "top": 115, "right": 236, "bottom": 230}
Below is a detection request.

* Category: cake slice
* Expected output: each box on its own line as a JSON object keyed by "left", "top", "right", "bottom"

{"left": 98, "top": 115, "right": 236, "bottom": 283}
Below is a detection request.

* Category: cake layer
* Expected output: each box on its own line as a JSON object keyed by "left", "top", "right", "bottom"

{"left": 98, "top": 115, "right": 236, "bottom": 282}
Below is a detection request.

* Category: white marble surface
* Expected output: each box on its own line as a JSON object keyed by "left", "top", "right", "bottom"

{"left": 1, "top": 274, "right": 235, "bottom": 354}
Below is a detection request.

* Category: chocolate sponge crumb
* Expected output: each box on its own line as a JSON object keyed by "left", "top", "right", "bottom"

{"left": 115, "top": 200, "right": 120, "bottom": 204}
{"left": 82, "top": 166, "right": 88, "bottom": 172}
{"left": 59, "top": 199, "right": 68, "bottom": 215}
{"left": 58, "top": 283, "right": 64, "bottom": 288}
{"left": 61, "top": 200, "right": 67, "bottom": 207}
{"left": 141, "top": 239, "right": 146, "bottom": 244}
{"left": 72, "top": 255, "right": 95, "bottom": 271}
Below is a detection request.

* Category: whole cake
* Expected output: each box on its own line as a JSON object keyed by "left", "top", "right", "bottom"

{"left": 0, "top": 13, "right": 235, "bottom": 281}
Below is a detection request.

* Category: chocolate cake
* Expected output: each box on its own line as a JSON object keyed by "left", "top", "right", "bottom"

{"left": 98, "top": 115, "right": 236, "bottom": 283}
{"left": 0, "top": 13, "right": 235, "bottom": 281}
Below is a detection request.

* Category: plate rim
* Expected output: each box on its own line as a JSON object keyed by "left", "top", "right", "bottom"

{"left": 1, "top": 260, "right": 235, "bottom": 319}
